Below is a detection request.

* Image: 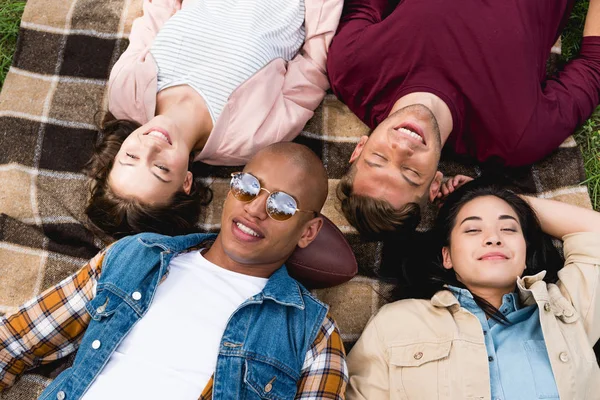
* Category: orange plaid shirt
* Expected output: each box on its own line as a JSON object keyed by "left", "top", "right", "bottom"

{"left": 0, "top": 249, "right": 348, "bottom": 399}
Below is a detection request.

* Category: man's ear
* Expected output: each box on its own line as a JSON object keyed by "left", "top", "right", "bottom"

{"left": 349, "top": 136, "right": 369, "bottom": 163}
{"left": 297, "top": 217, "right": 324, "bottom": 249}
{"left": 441, "top": 246, "right": 453, "bottom": 270}
{"left": 428, "top": 171, "right": 444, "bottom": 202}
{"left": 183, "top": 171, "right": 193, "bottom": 194}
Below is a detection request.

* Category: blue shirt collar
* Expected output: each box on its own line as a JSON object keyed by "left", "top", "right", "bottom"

{"left": 447, "top": 285, "right": 520, "bottom": 315}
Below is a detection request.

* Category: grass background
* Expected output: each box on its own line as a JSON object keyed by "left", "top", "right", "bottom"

{"left": 0, "top": 0, "right": 24, "bottom": 87}
{"left": 0, "top": 0, "right": 598, "bottom": 209}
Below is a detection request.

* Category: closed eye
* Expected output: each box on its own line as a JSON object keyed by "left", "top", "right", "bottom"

{"left": 155, "top": 164, "right": 170, "bottom": 172}
{"left": 465, "top": 229, "right": 481, "bottom": 233}
{"left": 501, "top": 228, "right": 517, "bottom": 232}
{"left": 404, "top": 167, "right": 420, "bottom": 178}
{"left": 126, "top": 153, "right": 138, "bottom": 159}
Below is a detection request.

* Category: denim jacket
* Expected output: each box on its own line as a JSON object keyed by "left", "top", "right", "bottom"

{"left": 39, "top": 233, "right": 329, "bottom": 400}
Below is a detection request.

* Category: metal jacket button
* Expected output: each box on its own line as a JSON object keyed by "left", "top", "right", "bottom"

{"left": 563, "top": 308, "right": 574, "bottom": 317}
{"left": 132, "top": 291, "right": 142, "bottom": 301}
{"left": 56, "top": 391, "right": 66, "bottom": 400}
{"left": 543, "top": 303, "right": 551, "bottom": 312}
{"left": 265, "top": 377, "right": 276, "bottom": 393}
{"left": 91, "top": 340, "right": 101, "bottom": 350}
{"left": 413, "top": 352, "right": 423, "bottom": 360}
{"left": 559, "top": 352, "right": 569, "bottom": 363}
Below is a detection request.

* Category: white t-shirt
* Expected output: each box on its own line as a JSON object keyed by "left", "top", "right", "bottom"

{"left": 82, "top": 250, "right": 268, "bottom": 400}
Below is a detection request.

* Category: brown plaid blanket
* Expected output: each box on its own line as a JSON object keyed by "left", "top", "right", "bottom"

{"left": 0, "top": 0, "right": 594, "bottom": 397}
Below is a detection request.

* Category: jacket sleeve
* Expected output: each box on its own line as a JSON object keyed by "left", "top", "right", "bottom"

{"left": 557, "top": 232, "right": 600, "bottom": 344}
{"left": 508, "top": 37, "right": 600, "bottom": 166}
{"left": 0, "top": 250, "right": 106, "bottom": 392}
{"left": 107, "top": 0, "right": 182, "bottom": 123}
{"left": 345, "top": 314, "right": 389, "bottom": 400}
{"left": 262, "top": 0, "right": 343, "bottom": 143}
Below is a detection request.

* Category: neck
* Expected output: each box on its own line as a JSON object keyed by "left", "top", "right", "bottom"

{"left": 155, "top": 86, "right": 213, "bottom": 151}
{"left": 203, "top": 235, "right": 285, "bottom": 279}
{"left": 390, "top": 92, "right": 453, "bottom": 145}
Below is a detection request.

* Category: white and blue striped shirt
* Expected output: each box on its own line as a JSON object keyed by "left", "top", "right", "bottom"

{"left": 150, "top": 0, "right": 306, "bottom": 123}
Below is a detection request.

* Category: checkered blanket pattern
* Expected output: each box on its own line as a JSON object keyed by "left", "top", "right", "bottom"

{"left": 0, "top": 0, "right": 593, "bottom": 397}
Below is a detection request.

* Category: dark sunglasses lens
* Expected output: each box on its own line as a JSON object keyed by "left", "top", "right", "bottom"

{"left": 231, "top": 173, "right": 260, "bottom": 201}
{"left": 267, "top": 192, "right": 297, "bottom": 221}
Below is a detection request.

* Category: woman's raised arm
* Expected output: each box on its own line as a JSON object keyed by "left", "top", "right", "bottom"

{"left": 522, "top": 195, "right": 600, "bottom": 238}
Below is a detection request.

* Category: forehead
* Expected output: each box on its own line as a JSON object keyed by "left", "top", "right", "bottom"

{"left": 352, "top": 158, "right": 425, "bottom": 208}
{"left": 244, "top": 152, "right": 308, "bottom": 193}
{"left": 456, "top": 196, "right": 519, "bottom": 221}
{"left": 109, "top": 165, "right": 173, "bottom": 205}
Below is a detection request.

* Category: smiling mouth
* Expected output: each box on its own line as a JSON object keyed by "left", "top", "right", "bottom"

{"left": 393, "top": 123, "right": 426, "bottom": 145}
{"left": 143, "top": 128, "right": 172, "bottom": 145}
{"left": 235, "top": 221, "right": 262, "bottom": 237}
{"left": 479, "top": 255, "right": 509, "bottom": 261}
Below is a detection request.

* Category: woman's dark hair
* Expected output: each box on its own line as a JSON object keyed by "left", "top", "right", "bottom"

{"left": 84, "top": 118, "right": 213, "bottom": 240}
{"left": 393, "top": 179, "right": 564, "bottom": 322}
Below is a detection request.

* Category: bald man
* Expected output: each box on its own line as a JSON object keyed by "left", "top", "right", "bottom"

{"left": 0, "top": 143, "right": 348, "bottom": 399}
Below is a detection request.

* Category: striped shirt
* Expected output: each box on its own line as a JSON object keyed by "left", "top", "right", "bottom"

{"left": 0, "top": 248, "right": 348, "bottom": 399}
{"left": 150, "top": 0, "right": 306, "bottom": 123}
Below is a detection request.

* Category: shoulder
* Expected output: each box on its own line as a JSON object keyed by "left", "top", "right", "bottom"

{"left": 368, "top": 298, "right": 453, "bottom": 340}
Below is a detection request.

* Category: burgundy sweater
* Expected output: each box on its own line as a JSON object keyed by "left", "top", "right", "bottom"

{"left": 327, "top": 0, "right": 600, "bottom": 166}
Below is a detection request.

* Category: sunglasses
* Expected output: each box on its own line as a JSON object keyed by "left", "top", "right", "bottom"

{"left": 229, "top": 172, "right": 319, "bottom": 221}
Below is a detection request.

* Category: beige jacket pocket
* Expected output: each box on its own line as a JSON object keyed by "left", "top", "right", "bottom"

{"left": 390, "top": 341, "right": 452, "bottom": 399}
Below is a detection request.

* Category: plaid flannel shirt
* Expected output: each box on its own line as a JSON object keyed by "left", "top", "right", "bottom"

{"left": 0, "top": 249, "right": 348, "bottom": 399}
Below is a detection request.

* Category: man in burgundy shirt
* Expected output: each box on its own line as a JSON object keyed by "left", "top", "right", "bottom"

{"left": 329, "top": 0, "right": 600, "bottom": 238}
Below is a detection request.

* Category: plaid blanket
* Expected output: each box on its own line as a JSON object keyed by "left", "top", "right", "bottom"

{"left": 0, "top": 0, "right": 594, "bottom": 397}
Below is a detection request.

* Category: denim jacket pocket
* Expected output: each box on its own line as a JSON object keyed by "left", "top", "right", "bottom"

{"left": 243, "top": 359, "right": 298, "bottom": 400}
{"left": 85, "top": 286, "right": 130, "bottom": 321}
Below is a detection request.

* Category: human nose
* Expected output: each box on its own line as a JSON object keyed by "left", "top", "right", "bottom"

{"left": 391, "top": 139, "right": 415, "bottom": 157}
{"left": 243, "top": 189, "right": 268, "bottom": 220}
{"left": 483, "top": 231, "right": 502, "bottom": 246}
{"left": 140, "top": 136, "right": 162, "bottom": 154}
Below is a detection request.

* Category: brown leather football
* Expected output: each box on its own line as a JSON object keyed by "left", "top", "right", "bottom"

{"left": 287, "top": 214, "right": 357, "bottom": 289}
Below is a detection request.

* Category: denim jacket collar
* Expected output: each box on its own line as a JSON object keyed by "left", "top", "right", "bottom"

{"left": 137, "top": 232, "right": 217, "bottom": 253}
{"left": 257, "top": 265, "right": 305, "bottom": 310}
{"left": 138, "top": 232, "right": 305, "bottom": 309}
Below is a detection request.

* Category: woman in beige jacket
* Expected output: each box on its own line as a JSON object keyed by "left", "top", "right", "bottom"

{"left": 347, "top": 180, "right": 600, "bottom": 400}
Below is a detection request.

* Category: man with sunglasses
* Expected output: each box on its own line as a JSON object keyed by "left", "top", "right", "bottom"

{"left": 0, "top": 143, "right": 348, "bottom": 399}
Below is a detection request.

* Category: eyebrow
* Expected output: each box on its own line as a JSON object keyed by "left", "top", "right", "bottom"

{"left": 118, "top": 161, "right": 170, "bottom": 183}
{"left": 460, "top": 215, "right": 518, "bottom": 225}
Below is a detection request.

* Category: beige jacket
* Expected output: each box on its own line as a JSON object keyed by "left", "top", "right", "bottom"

{"left": 107, "top": 0, "right": 342, "bottom": 165}
{"left": 347, "top": 232, "right": 600, "bottom": 400}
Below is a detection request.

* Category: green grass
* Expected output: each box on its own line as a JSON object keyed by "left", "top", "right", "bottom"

{"left": 0, "top": 0, "right": 598, "bottom": 207}
{"left": 561, "top": 0, "right": 600, "bottom": 210}
{"left": 0, "top": 0, "right": 25, "bottom": 90}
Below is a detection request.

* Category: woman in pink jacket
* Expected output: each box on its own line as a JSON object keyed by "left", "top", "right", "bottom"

{"left": 85, "top": 0, "right": 342, "bottom": 237}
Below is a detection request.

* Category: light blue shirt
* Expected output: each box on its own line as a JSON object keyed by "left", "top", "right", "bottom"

{"left": 449, "top": 286, "right": 560, "bottom": 400}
